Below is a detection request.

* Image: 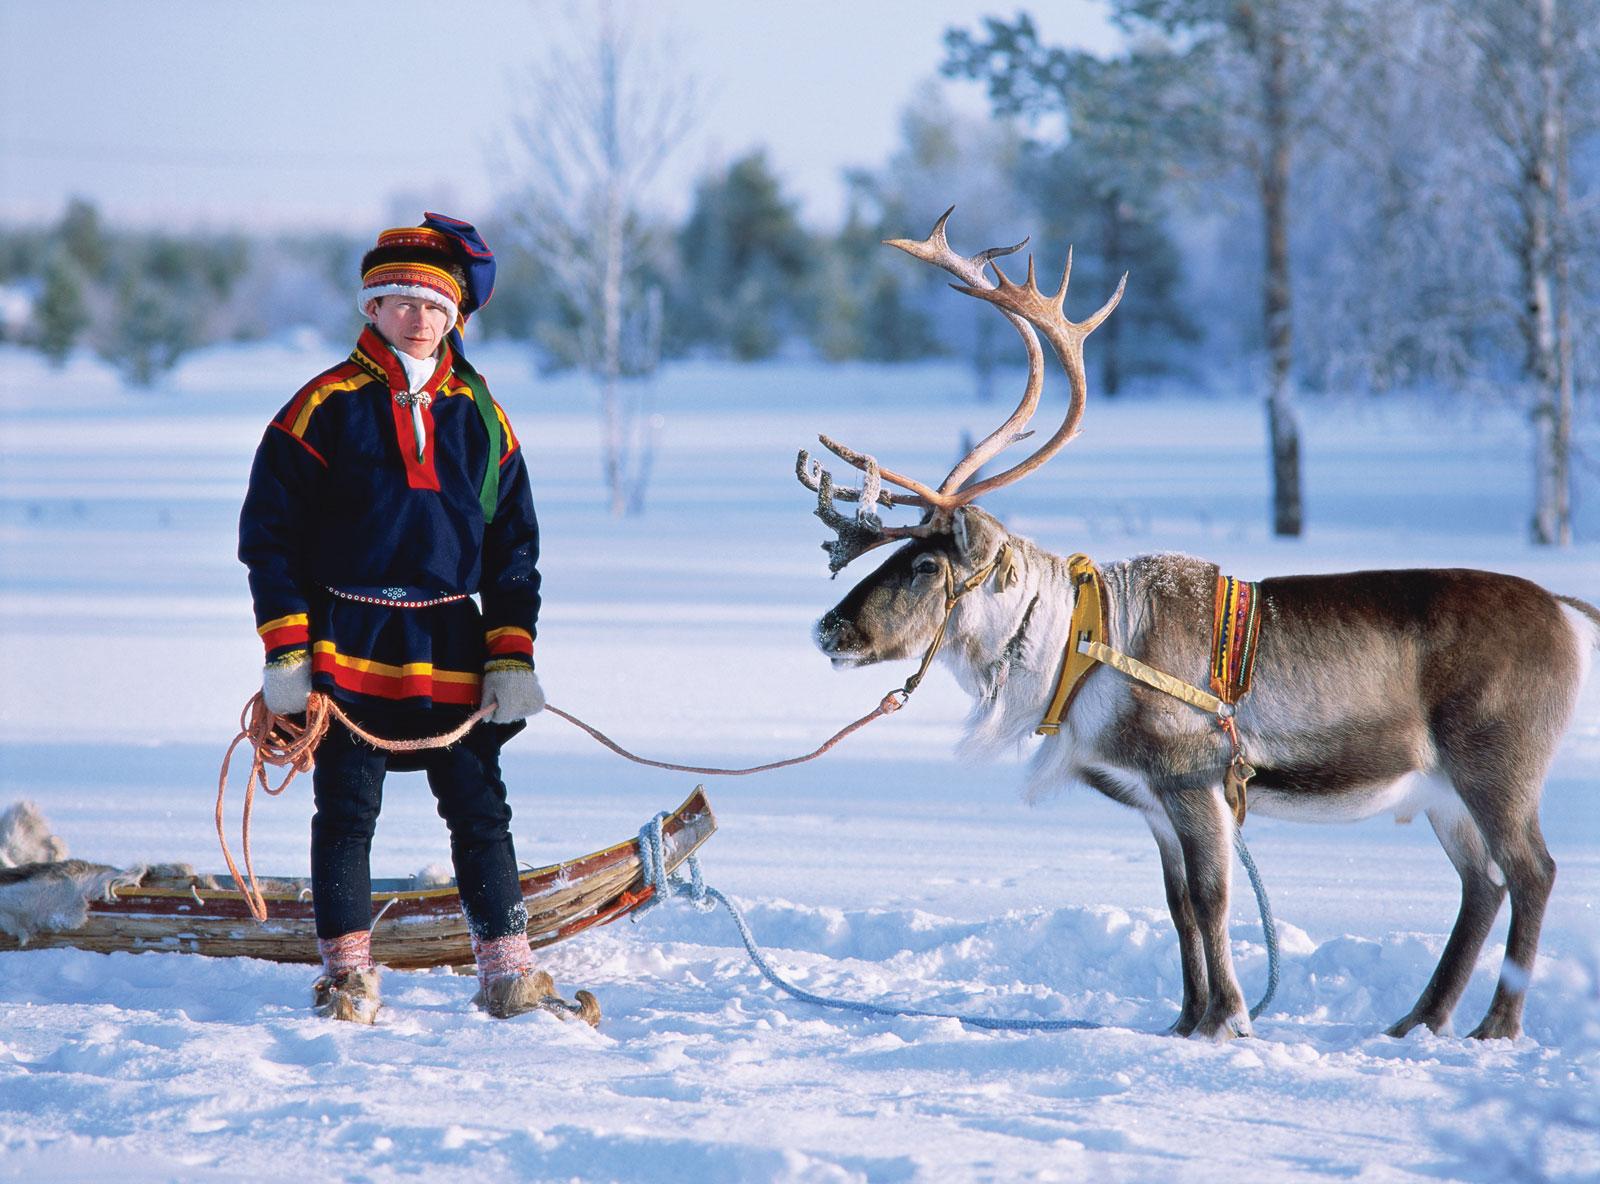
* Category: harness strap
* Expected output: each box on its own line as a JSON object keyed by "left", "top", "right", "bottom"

{"left": 901, "top": 545, "right": 1011, "bottom": 698}
{"left": 1037, "top": 556, "right": 1263, "bottom": 826}
{"left": 1211, "top": 574, "right": 1263, "bottom": 703}
{"left": 1077, "top": 639, "right": 1229, "bottom": 715}
{"left": 1036, "top": 554, "right": 1107, "bottom": 735}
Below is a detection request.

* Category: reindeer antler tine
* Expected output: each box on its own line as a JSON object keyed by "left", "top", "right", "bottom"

{"left": 1054, "top": 246, "right": 1073, "bottom": 312}
{"left": 974, "top": 237, "right": 1029, "bottom": 268}
{"left": 796, "top": 448, "right": 823, "bottom": 492}
{"left": 1080, "top": 271, "right": 1128, "bottom": 336}
{"left": 882, "top": 205, "right": 957, "bottom": 259}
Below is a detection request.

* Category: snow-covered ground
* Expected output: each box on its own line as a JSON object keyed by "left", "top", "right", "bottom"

{"left": 1, "top": 341, "right": 1597, "bottom": 1183}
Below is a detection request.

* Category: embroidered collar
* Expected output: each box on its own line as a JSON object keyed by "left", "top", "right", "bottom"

{"left": 351, "top": 325, "right": 452, "bottom": 396}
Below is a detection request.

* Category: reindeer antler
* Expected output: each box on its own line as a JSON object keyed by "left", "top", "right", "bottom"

{"left": 797, "top": 449, "right": 934, "bottom": 574}
{"left": 797, "top": 207, "right": 1125, "bottom": 571}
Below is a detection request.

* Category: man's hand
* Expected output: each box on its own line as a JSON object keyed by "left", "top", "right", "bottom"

{"left": 263, "top": 652, "right": 312, "bottom": 715}
{"left": 482, "top": 666, "right": 545, "bottom": 723}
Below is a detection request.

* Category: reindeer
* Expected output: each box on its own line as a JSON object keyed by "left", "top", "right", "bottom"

{"left": 798, "top": 210, "right": 1599, "bottom": 1041}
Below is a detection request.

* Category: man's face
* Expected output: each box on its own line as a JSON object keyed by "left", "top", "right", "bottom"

{"left": 370, "top": 296, "right": 451, "bottom": 359}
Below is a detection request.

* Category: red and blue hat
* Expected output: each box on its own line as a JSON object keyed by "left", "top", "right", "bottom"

{"left": 357, "top": 213, "right": 495, "bottom": 341}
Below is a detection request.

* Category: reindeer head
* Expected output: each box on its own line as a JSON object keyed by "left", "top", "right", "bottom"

{"left": 800, "top": 208, "right": 1124, "bottom": 669}
{"left": 815, "top": 507, "right": 1015, "bottom": 667}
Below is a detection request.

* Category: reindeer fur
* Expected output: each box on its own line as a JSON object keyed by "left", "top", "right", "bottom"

{"left": 816, "top": 506, "right": 1596, "bottom": 1041}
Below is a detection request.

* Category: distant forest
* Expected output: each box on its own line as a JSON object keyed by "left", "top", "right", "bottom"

{"left": 3, "top": 3, "right": 1597, "bottom": 538}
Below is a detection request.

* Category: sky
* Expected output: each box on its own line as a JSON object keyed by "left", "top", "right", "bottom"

{"left": 0, "top": 0, "right": 1118, "bottom": 234}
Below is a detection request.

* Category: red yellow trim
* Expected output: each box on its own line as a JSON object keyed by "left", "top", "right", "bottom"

{"left": 258, "top": 612, "right": 310, "bottom": 652}
{"left": 311, "top": 641, "right": 481, "bottom": 705}
{"left": 279, "top": 363, "right": 364, "bottom": 440}
{"left": 374, "top": 226, "right": 455, "bottom": 252}
{"left": 492, "top": 399, "right": 519, "bottom": 456}
{"left": 283, "top": 372, "right": 366, "bottom": 439}
{"left": 360, "top": 261, "right": 463, "bottom": 305}
{"left": 485, "top": 626, "right": 534, "bottom": 659}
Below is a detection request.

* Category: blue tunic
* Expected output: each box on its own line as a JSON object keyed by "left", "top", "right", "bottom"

{"left": 239, "top": 326, "right": 539, "bottom": 711}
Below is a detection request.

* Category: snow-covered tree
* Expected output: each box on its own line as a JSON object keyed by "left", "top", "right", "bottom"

{"left": 1445, "top": 0, "right": 1599, "bottom": 545}
{"left": 502, "top": 0, "right": 697, "bottom": 516}
{"left": 35, "top": 252, "right": 89, "bottom": 366}
{"left": 943, "top": 22, "right": 1199, "bottom": 397}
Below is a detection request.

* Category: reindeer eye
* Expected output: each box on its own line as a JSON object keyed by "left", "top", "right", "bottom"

{"left": 913, "top": 556, "right": 942, "bottom": 577}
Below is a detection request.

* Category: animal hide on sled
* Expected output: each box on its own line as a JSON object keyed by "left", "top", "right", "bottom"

{"left": 0, "top": 801, "right": 206, "bottom": 944}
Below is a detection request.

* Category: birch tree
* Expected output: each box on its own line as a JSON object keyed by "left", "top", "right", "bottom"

{"left": 1440, "top": 0, "right": 1598, "bottom": 545}
{"left": 949, "top": 4, "right": 1350, "bottom": 535}
{"left": 505, "top": 0, "right": 697, "bottom": 516}
{"left": 943, "top": 22, "right": 1198, "bottom": 398}
{"left": 1123, "top": 1, "right": 1368, "bottom": 537}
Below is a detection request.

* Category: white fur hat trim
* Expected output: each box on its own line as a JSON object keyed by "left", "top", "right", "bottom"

{"left": 358, "top": 283, "right": 460, "bottom": 326}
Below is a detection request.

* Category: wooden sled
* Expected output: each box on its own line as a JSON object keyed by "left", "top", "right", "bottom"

{"left": 0, "top": 787, "right": 715, "bottom": 969}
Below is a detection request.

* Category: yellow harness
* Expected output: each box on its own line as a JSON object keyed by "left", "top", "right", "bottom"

{"left": 1035, "top": 556, "right": 1263, "bottom": 825}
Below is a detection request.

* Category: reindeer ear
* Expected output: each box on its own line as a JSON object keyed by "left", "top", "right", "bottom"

{"left": 952, "top": 506, "right": 1007, "bottom": 567}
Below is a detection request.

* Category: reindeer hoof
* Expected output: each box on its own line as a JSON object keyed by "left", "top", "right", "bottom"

{"left": 1193, "top": 1009, "right": 1251, "bottom": 1041}
{"left": 1386, "top": 1011, "right": 1449, "bottom": 1039}
{"left": 1466, "top": 1016, "right": 1521, "bottom": 1041}
{"left": 1166, "top": 1012, "right": 1202, "bottom": 1037}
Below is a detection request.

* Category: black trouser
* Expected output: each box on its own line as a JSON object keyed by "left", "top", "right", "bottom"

{"left": 310, "top": 712, "right": 528, "bottom": 942}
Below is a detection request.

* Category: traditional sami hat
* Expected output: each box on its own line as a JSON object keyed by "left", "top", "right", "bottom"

{"left": 358, "top": 225, "right": 466, "bottom": 328}
{"left": 420, "top": 211, "right": 495, "bottom": 323}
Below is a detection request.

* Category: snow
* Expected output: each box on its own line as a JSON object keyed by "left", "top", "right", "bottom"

{"left": 2, "top": 340, "right": 1598, "bottom": 1182}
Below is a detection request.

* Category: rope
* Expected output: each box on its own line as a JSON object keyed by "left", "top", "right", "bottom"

{"left": 215, "top": 690, "right": 493, "bottom": 921}
{"left": 1234, "top": 829, "right": 1280, "bottom": 1019}
{"left": 635, "top": 813, "right": 1282, "bottom": 1033}
{"left": 542, "top": 695, "right": 906, "bottom": 777}
{"left": 540, "top": 552, "right": 1007, "bottom": 777}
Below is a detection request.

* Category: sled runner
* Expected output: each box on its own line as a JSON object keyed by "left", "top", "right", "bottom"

{"left": 0, "top": 787, "right": 715, "bottom": 969}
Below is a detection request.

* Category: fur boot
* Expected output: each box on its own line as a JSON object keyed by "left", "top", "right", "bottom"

{"left": 311, "top": 967, "right": 382, "bottom": 1024}
{"left": 473, "top": 969, "right": 601, "bottom": 1026}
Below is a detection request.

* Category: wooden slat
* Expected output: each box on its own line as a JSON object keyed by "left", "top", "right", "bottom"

{"left": 0, "top": 788, "right": 717, "bottom": 968}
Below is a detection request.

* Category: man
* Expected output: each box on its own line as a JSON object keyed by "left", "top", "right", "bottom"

{"left": 239, "top": 214, "right": 587, "bottom": 1025}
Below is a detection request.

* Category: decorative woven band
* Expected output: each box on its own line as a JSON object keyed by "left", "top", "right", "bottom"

{"left": 326, "top": 586, "right": 470, "bottom": 609}
{"left": 472, "top": 932, "right": 535, "bottom": 989}
{"left": 1210, "top": 575, "right": 1263, "bottom": 705}
{"left": 318, "top": 929, "right": 374, "bottom": 975}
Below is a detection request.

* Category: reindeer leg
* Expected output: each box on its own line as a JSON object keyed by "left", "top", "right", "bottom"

{"left": 1387, "top": 804, "right": 1505, "bottom": 1037}
{"left": 1162, "top": 787, "right": 1250, "bottom": 1040}
{"left": 1466, "top": 812, "right": 1555, "bottom": 1040}
{"left": 1148, "top": 816, "right": 1207, "bottom": 1036}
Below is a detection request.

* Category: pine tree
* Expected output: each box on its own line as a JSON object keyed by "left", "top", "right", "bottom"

{"left": 943, "top": 17, "right": 1199, "bottom": 397}
{"left": 35, "top": 252, "right": 89, "bottom": 366}
{"left": 675, "top": 151, "right": 810, "bottom": 359}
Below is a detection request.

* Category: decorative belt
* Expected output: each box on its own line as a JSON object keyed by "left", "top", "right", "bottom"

{"left": 325, "top": 586, "right": 470, "bottom": 609}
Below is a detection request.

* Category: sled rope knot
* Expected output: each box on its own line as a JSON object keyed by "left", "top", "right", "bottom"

{"left": 216, "top": 690, "right": 493, "bottom": 922}
{"left": 634, "top": 815, "right": 1281, "bottom": 1030}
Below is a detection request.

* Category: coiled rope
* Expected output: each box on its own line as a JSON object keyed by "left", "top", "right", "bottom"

{"left": 215, "top": 691, "right": 492, "bottom": 921}
{"left": 635, "top": 812, "right": 1279, "bottom": 1030}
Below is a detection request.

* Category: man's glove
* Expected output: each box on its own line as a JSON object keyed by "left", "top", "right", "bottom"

{"left": 263, "top": 652, "right": 312, "bottom": 715}
{"left": 482, "top": 665, "right": 545, "bottom": 723}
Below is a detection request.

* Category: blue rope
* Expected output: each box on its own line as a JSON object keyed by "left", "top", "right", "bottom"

{"left": 1234, "top": 829, "right": 1279, "bottom": 1019}
{"left": 635, "top": 812, "right": 1279, "bottom": 1031}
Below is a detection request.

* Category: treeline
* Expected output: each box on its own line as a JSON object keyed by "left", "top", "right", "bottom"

{"left": 0, "top": 141, "right": 976, "bottom": 384}
{"left": 0, "top": 201, "right": 357, "bottom": 385}
{"left": 4, "top": 1, "right": 1597, "bottom": 424}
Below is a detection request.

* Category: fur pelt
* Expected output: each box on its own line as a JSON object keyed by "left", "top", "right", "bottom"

{"left": 0, "top": 860, "right": 144, "bottom": 943}
{"left": 0, "top": 800, "right": 68, "bottom": 867}
{"left": 0, "top": 801, "right": 217, "bottom": 943}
